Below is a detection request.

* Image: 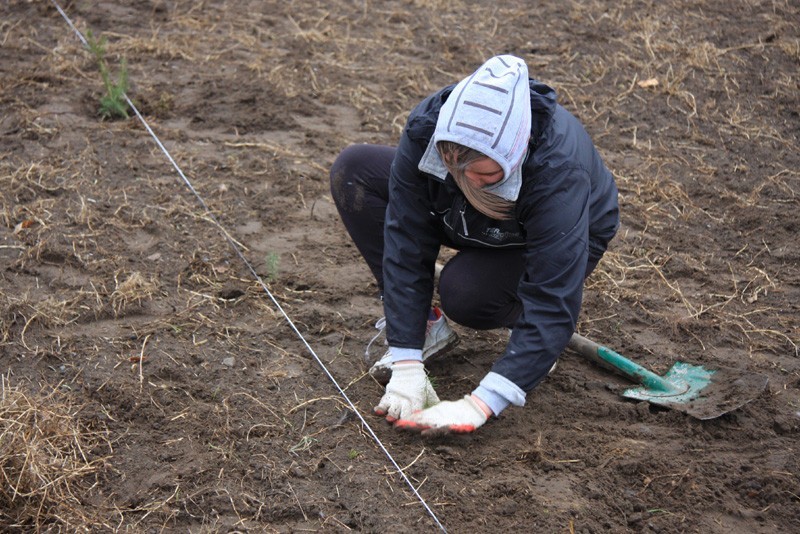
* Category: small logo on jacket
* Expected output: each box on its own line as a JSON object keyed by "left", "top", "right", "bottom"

{"left": 484, "top": 227, "right": 521, "bottom": 241}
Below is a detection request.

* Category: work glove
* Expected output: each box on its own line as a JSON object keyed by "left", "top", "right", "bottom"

{"left": 394, "top": 395, "right": 489, "bottom": 435}
{"left": 374, "top": 362, "right": 439, "bottom": 422}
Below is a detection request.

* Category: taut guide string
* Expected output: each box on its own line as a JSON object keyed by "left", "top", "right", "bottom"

{"left": 48, "top": 1, "right": 447, "bottom": 531}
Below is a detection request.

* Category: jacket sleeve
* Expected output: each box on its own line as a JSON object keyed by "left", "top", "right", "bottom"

{"left": 490, "top": 165, "right": 592, "bottom": 392}
{"left": 382, "top": 132, "right": 441, "bottom": 350}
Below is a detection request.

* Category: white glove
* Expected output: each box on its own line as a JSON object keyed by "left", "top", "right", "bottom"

{"left": 374, "top": 362, "right": 439, "bottom": 422}
{"left": 395, "top": 395, "right": 489, "bottom": 434}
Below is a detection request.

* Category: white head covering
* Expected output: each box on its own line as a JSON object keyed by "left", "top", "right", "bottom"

{"left": 418, "top": 55, "right": 532, "bottom": 201}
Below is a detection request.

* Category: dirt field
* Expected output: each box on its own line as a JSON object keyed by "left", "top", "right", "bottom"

{"left": 1, "top": 0, "right": 799, "bottom": 532}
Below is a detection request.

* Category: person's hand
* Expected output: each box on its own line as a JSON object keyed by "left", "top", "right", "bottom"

{"left": 394, "top": 395, "right": 490, "bottom": 435}
{"left": 374, "top": 362, "right": 439, "bottom": 422}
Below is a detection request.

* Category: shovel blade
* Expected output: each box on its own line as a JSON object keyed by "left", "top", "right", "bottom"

{"left": 622, "top": 363, "right": 769, "bottom": 420}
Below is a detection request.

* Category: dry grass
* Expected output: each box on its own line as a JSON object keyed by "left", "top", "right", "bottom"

{"left": 110, "top": 270, "right": 158, "bottom": 316}
{"left": 0, "top": 375, "right": 112, "bottom": 531}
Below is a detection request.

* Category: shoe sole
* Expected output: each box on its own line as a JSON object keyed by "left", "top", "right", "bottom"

{"left": 370, "top": 333, "right": 460, "bottom": 386}
{"left": 369, "top": 365, "right": 392, "bottom": 386}
{"left": 422, "top": 333, "right": 460, "bottom": 362}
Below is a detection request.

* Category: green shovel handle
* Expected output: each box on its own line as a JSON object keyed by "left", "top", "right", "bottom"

{"left": 568, "top": 333, "right": 680, "bottom": 394}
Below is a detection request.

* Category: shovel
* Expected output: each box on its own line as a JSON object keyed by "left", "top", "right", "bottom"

{"left": 567, "top": 333, "right": 769, "bottom": 420}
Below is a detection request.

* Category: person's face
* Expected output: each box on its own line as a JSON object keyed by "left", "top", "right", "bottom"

{"left": 464, "top": 157, "right": 504, "bottom": 189}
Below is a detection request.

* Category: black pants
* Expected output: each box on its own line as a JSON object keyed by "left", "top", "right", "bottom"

{"left": 330, "top": 144, "right": 596, "bottom": 330}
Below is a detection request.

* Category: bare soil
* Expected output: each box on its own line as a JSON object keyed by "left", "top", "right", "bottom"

{"left": 1, "top": 0, "right": 799, "bottom": 532}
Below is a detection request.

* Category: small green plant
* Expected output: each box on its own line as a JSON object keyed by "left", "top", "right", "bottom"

{"left": 265, "top": 252, "right": 280, "bottom": 283}
{"left": 348, "top": 449, "right": 360, "bottom": 460}
{"left": 424, "top": 376, "right": 438, "bottom": 409}
{"left": 86, "top": 30, "right": 130, "bottom": 120}
{"left": 427, "top": 375, "right": 438, "bottom": 389}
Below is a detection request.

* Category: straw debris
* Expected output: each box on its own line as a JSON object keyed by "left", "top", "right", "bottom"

{"left": 0, "top": 375, "right": 112, "bottom": 531}
{"left": 110, "top": 271, "right": 158, "bottom": 316}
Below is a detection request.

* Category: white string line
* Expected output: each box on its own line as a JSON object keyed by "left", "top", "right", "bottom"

{"left": 48, "top": 2, "right": 447, "bottom": 532}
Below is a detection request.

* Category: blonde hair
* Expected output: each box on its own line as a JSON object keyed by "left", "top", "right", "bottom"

{"left": 436, "top": 141, "right": 516, "bottom": 220}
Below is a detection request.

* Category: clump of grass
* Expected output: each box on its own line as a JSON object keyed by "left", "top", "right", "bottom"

{"left": 0, "top": 375, "right": 112, "bottom": 530}
{"left": 110, "top": 271, "right": 158, "bottom": 316}
{"left": 86, "top": 30, "right": 131, "bottom": 120}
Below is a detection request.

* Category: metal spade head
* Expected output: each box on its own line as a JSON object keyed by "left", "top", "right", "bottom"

{"left": 621, "top": 362, "right": 770, "bottom": 420}
{"left": 568, "top": 334, "right": 770, "bottom": 420}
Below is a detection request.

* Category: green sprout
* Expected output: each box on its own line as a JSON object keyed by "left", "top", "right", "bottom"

{"left": 86, "top": 30, "right": 131, "bottom": 120}
{"left": 265, "top": 252, "right": 280, "bottom": 283}
{"left": 424, "top": 376, "right": 439, "bottom": 409}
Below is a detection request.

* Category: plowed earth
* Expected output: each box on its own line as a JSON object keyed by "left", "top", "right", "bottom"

{"left": 1, "top": 1, "right": 798, "bottom": 532}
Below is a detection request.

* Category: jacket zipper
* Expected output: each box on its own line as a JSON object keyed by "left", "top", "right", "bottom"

{"left": 440, "top": 201, "right": 523, "bottom": 248}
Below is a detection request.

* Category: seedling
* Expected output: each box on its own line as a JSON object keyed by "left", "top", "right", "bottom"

{"left": 86, "top": 30, "right": 131, "bottom": 120}
{"left": 265, "top": 252, "right": 280, "bottom": 283}
{"left": 424, "top": 376, "right": 438, "bottom": 409}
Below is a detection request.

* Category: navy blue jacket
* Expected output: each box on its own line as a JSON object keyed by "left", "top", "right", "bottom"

{"left": 383, "top": 79, "right": 619, "bottom": 392}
